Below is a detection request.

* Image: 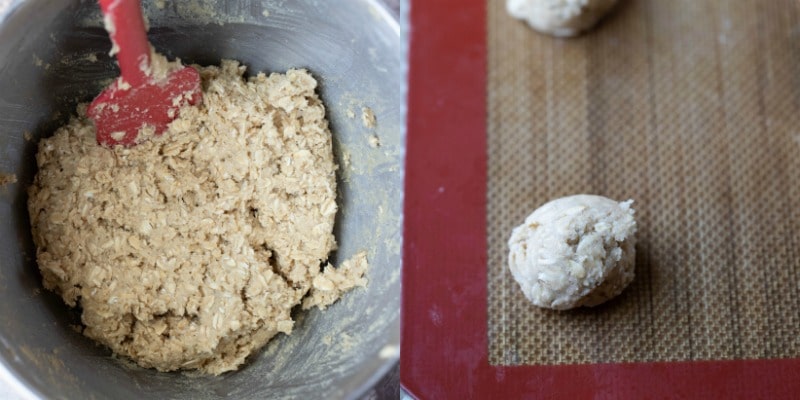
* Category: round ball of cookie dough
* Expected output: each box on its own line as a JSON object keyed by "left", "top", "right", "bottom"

{"left": 506, "top": 0, "right": 618, "bottom": 37}
{"left": 508, "top": 195, "right": 637, "bottom": 310}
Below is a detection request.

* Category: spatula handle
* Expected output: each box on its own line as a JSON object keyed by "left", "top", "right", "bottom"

{"left": 98, "top": 0, "right": 151, "bottom": 87}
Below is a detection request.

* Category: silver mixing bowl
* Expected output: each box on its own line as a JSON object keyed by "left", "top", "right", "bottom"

{"left": 0, "top": 1, "right": 402, "bottom": 398}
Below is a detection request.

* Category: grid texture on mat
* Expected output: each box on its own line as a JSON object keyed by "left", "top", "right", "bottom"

{"left": 487, "top": 0, "right": 800, "bottom": 365}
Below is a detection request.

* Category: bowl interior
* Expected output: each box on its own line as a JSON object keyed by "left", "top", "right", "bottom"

{"left": 0, "top": 1, "right": 402, "bottom": 399}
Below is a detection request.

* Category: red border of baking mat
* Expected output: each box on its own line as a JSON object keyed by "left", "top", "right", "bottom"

{"left": 400, "top": 0, "right": 800, "bottom": 398}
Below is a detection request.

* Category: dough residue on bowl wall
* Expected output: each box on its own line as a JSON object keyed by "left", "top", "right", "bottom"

{"left": 361, "top": 106, "right": 376, "bottom": 129}
{"left": 27, "top": 59, "right": 367, "bottom": 375}
{"left": 0, "top": 173, "right": 17, "bottom": 186}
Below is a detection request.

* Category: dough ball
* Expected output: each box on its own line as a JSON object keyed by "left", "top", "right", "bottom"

{"left": 508, "top": 195, "right": 637, "bottom": 310}
{"left": 506, "top": 0, "right": 618, "bottom": 37}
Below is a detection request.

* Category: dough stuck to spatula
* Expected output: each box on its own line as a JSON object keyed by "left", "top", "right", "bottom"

{"left": 508, "top": 195, "right": 636, "bottom": 310}
{"left": 506, "top": 0, "right": 618, "bottom": 37}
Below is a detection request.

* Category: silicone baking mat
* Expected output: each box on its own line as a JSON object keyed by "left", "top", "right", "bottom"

{"left": 487, "top": 0, "right": 800, "bottom": 366}
{"left": 401, "top": 0, "right": 800, "bottom": 398}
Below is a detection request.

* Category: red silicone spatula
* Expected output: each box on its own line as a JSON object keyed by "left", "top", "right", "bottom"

{"left": 87, "top": 0, "right": 202, "bottom": 147}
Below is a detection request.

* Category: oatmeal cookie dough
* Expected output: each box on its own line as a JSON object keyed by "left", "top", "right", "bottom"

{"left": 508, "top": 195, "right": 636, "bottom": 310}
{"left": 28, "top": 60, "right": 367, "bottom": 375}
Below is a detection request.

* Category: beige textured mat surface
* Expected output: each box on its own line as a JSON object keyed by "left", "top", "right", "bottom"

{"left": 487, "top": 0, "right": 800, "bottom": 365}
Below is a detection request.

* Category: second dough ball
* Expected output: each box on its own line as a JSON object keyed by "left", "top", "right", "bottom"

{"left": 506, "top": 0, "right": 618, "bottom": 37}
{"left": 508, "top": 195, "right": 637, "bottom": 310}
